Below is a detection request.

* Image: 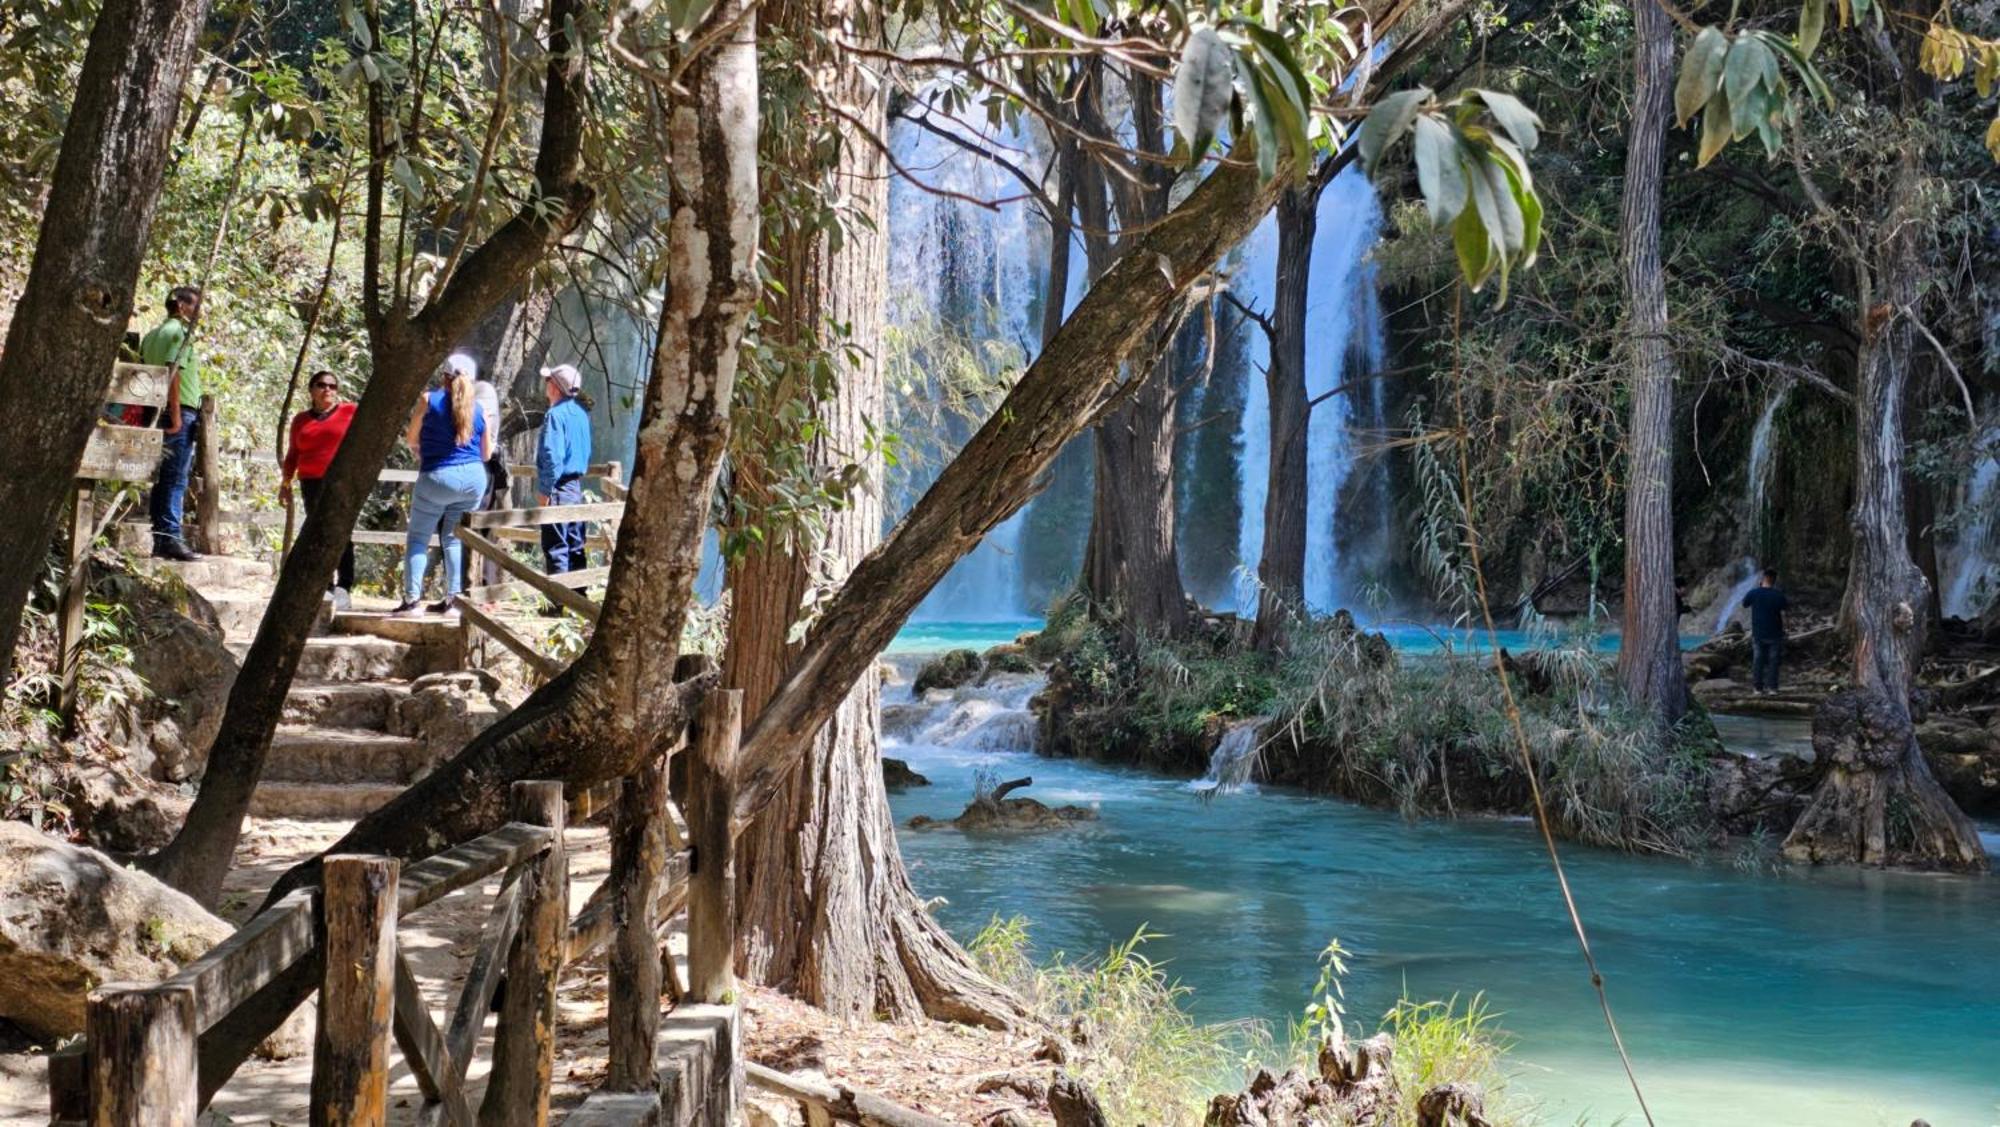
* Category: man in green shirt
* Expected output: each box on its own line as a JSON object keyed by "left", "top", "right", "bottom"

{"left": 144, "top": 285, "right": 205, "bottom": 561}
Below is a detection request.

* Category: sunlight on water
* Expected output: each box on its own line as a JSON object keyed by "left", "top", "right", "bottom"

{"left": 883, "top": 675, "right": 2000, "bottom": 1126}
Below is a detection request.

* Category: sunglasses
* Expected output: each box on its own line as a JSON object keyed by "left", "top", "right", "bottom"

{"left": 311, "top": 381, "right": 339, "bottom": 391}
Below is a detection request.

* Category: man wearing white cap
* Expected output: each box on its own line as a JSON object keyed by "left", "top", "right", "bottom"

{"left": 536, "top": 363, "right": 593, "bottom": 581}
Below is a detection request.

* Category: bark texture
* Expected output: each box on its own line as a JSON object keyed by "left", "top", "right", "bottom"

{"left": 730, "top": 0, "right": 1017, "bottom": 1028}
{"left": 146, "top": 0, "right": 599, "bottom": 904}
{"left": 1252, "top": 182, "right": 1323, "bottom": 653}
{"left": 1612, "top": 0, "right": 1689, "bottom": 726}
{"left": 0, "top": 0, "right": 211, "bottom": 678}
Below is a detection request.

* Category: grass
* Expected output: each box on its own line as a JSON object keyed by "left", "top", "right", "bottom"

{"left": 969, "top": 915, "right": 1522, "bottom": 1126}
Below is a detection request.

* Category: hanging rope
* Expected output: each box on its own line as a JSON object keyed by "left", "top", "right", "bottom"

{"left": 1447, "top": 281, "right": 1658, "bottom": 1127}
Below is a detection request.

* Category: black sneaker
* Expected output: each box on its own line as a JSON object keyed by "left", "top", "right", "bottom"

{"left": 153, "top": 541, "right": 202, "bottom": 562}
{"left": 427, "top": 596, "right": 458, "bottom": 615}
{"left": 389, "top": 600, "right": 425, "bottom": 619}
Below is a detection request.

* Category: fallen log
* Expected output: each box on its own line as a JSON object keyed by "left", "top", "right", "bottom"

{"left": 745, "top": 1060, "right": 951, "bottom": 1127}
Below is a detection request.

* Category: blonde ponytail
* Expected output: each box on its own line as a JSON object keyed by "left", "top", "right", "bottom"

{"left": 450, "top": 371, "right": 476, "bottom": 446}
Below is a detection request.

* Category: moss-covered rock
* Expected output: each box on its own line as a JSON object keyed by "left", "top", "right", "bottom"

{"left": 914, "top": 648, "right": 981, "bottom": 694}
{"left": 980, "top": 643, "right": 1036, "bottom": 676}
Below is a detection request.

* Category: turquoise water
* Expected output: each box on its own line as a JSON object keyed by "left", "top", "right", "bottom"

{"left": 890, "top": 619, "right": 1042, "bottom": 653}
{"left": 886, "top": 693, "right": 2000, "bottom": 1126}
{"left": 889, "top": 618, "right": 1709, "bottom": 656}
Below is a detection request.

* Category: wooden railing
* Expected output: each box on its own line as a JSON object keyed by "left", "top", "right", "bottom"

{"left": 50, "top": 688, "right": 748, "bottom": 1125}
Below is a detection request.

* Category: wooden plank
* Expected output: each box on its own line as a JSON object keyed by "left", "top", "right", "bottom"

{"left": 58, "top": 484, "right": 90, "bottom": 724}
{"left": 479, "top": 783, "right": 567, "bottom": 1126}
{"left": 463, "top": 565, "right": 609, "bottom": 602}
{"left": 744, "top": 1062, "right": 953, "bottom": 1127}
{"left": 88, "top": 982, "right": 197, "bottom": 1125}
{"left": 312, "top": 856, "right": 398, "bottom": 1125}
{"left": 78, "top": 424, "right": 161, "bottom": 481}
{"left": 377, "top": 468, "right": 419, "bottom": 483}
{"left": 565, "top": 854, "right": 688, "bottom": 964}
{"left": 46, "top": 1043, "right": 88, "bottom": 1122}
{"left": 163, "top": 889, "right": 317, "bottom": 1034}
{"left": 439, "top": 877, "right": 525, "bottom": 1090}
{"left": 456, "top": 527, "right": 599, "bottom": 621}
{"left": 687, "top": 691, "right": 742, "bottom": 1006}
{"left": 106, "top": 362, "right": 172, "bottom": 408}
{"left": 398, "top": 823, "right": 554, "bottom": 915}
{"left": 463, "top": 501, "right": 626, "bottom": 529}
{"left": 609, "top": 765, "right": 668, "bottom": 1092}
{"left": 350, "top": 530, "right": 406, "bottom": 546}
{"left": 458, "top": 600, "right": 562, "bottom": 679}
{"left": 392, "top": 953, "right": 473, "bottom": 1127}
{"left": 216, "top": 508, "right": 287, "bottom": 528}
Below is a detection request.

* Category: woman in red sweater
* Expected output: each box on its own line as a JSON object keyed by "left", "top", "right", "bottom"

{"left": 280, "top": 371, "right": 359, "bottom": 604}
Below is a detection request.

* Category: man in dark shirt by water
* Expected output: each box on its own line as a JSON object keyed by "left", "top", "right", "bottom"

{"left": 1741, "top": 568, "right": 1789, "bottom": 694}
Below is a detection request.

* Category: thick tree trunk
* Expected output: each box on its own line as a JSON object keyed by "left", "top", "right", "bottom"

{"left": 145, "top": 0, "right": 599, "bottom": 904}
{"left": 0, "top": 0, "right": 211, "bottom": 679}
{"left": 730, "top": 0, "right": 1016, "bottom": 1028}
{"left": 1613, "top": 0, "right": 1689, "bottom": 726}
{"left": 1252, "top": 185, "right": 1319, "bottom": 653}
{"left": 1784, "top": 149, "right": 1985, "bottom": 871}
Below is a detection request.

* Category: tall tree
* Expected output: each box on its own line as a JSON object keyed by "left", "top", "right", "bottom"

{"left": 145, "top": 0, "right": 598, "bottom": 902}
{"left": 1613, "top": 0, "right": 1689, "bottom": 725}
{"left": 726, "top": 0, "right": 1013, "bottom": 1024}
{"left": 0, "top": 0, "right": 212, "bottom": 679}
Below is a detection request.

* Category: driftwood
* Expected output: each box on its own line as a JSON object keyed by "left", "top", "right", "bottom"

{"left": 745, "top": 1061, "right": 951, "bottom": 1127}
{"left": 988, "top": 776, "right": 1032, "bottom": 803}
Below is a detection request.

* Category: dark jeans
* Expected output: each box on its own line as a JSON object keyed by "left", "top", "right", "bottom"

{"left": 298, "top": 477, "right": 356, "bottom": 591}
{"left": 149, "top": 404, "right": 200, "bottom": 549}
{"left": 479, "top": 457, "right": 510, "bottom": 588}
{"left": 541, "top": 478, "right": 586, "bottom": 575}
{"left": 1752, "top": 637, "right": 1784, "bottom": 692}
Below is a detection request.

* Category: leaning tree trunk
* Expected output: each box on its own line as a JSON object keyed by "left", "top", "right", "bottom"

{"left": 0, "top": 0, "right": 211, "bottom": 679}
{"left": 1783, "top": 148, "right": 1985, "bottom": 872}
{"left": 728, "top": 0, "right": 1016, "bottom": 1027}
{"left": 1612, "top": 0, "right": 1689, "bottom": 727}
{"left": 145, "top": 0, "right": 598, "bottom": 905}
{"left": 1251, "top": 185, "right": 1319, "bottom": 653}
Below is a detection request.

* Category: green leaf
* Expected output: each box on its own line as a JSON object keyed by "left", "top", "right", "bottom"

{"left": 1235, "top": 54, "right": 1282, "bottom": 180}
{"left": 1676, "top": 26, "right": 1730, "bottom": 125}
{"left": 1452, "top": 205, "right": 1495, "bottom": 293}
{"left": 1474, "top": 89, "right": 1540, "bottom": 151}
{"left": 1357, "top": 88, "right": 1429, "bottom": 173}
{"left": 1729, "top": 79, "right": 1763, "bottom": 139}
{"left": 1799, "top": 0, "right": 1826, "bottom": 57}
{"left": 1474, "top": 153, "right": 1524, "bottom": 255}
{"left": 1724, "top": 36, "right": 1770, "bottom": 110}
{"left": 1173, "top": 27, "right": 1235, "bottom": 166}
{"left": 1499, "top": 154, "right": 1542, "bottom": 268}
{"left": 1412, "top": 115, "right": 1467, "bottom": 224}
{"left": 1697, "top": 91, "right": 1732, "bottom": 166}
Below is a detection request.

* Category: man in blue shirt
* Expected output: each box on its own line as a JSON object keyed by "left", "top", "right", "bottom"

{"left": 536, "top": 364, "right": 593, "bottom": 578}
{"left": 1741, "top": 568, "right": 1789, "bottom": 694}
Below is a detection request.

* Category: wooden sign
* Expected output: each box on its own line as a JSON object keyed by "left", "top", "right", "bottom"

{"left": 107, "top": 362, "right": 172, "bottom": 409}
{"left": 78, "top": 424, "right": 161, "bottom": 481}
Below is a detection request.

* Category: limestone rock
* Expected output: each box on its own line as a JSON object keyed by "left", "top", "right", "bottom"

{"left": 91, "top": 567, "right": 239, "bottom": 783}
{"left": 0, "top": 820, "right": 230, "bottom": 1041}
{"left": 390, "top": 670, "right": 504, "bottom": 763}
{"left": 981, "top": 643, "right": 1037, "bottom": 677}
{"left": 908, "top": 796, "right": 1096, "bottom": 832}
{"left": 882, "top": 757, "right": 930, "bottom": 791}
{"left": 914, "top": 649, "right": 981, "bottom": 694}
{"left": 1922, "top": 715, "right": 2000, "bottom": 814}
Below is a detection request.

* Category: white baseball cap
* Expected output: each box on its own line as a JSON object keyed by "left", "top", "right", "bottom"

{"left": 443, "top": 353, "right": 478, "bottom": 381}
{"left": 541, "top": 364, "right": 582, "bottom": 395}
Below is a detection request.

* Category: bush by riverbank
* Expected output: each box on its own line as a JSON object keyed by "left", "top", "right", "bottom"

{"left": 1031, "top": 598, "right": 1739, "bottom": 857}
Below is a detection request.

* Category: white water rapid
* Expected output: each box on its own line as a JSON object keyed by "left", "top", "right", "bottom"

{"left": 1941, "top": 436, "right": 2000, "bottom": 620}
{"left": 1187, "top": 717, "right": 1270, "bottom": 795}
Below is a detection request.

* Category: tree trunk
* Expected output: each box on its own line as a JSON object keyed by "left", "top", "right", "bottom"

{"left": 730, "top": 0, "right": 1016, "bottom": 1028}
{"left": 1252, "top": 185, "right": 1319, "bottom": 653}
{"left": 0, "top": 0, "right": 211, "bottom": 679}
{"left": 1783, "top": 146, "right": 1985, "bottom": 872}
{"left": 1613, "top": 0, "right": 1688, "bottom": 727}
{"left": 144, "top": 0, "right": 599, "bottom": 904}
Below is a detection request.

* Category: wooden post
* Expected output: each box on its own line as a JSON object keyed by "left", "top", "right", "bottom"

{"left": 312, "top": 855, "right": 399, "bottom": 1126}
{"left": 608, "top": 758, "right": 668, "bottom": 1091}
{"left": 57, "top": 482, "right": 91, "bottom": 726}
{"left": 687, "top": 689, "right": 741, "bottom": 1006}
{"left": 479, "top": 781, "right": 566, "bottom": 1126}
{"left": 87, "top": 981, "right": 197, "bottom": 1126}
{"left": 193, "top": 397, "right": 221, "bottom": 555}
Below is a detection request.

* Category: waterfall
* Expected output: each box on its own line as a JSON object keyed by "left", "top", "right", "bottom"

{"left": 1745, "top": 387, "right": 1787, "bottom": 535}
{"left": 1714, "top": 557, "right": 1762, "bottom": 635}
{"left": 1232, "top": 168, "right": 1389, "bottom": 615}
{"left": 1941, "top": 439, "right": 2000, "bottom": 620}
{"left": 885, "top": 109, "right": 1043, "bottom": 621}
{"left": 1188, "top": 717, "right": 1269, "bottom": 795}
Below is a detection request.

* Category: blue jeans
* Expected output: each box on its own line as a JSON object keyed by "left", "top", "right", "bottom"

{"left": 404, "top": 461, "right": 486, "bottom": 602}
{"left": 149, "top": 404, "right": 201, "bottom": 549}
{"left": 541, "top": 478, "right": 586, "bottom": 574}
{"left": 1751, "top": 638, "right": 1784, "bottom": 692}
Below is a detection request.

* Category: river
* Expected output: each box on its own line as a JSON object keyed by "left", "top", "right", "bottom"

{"left": 881, "top": 642, "right": 2000, "bottom": 1126}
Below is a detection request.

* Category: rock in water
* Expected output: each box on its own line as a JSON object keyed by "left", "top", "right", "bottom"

{"left": 882, "top": 757, "right": 931, "bottom": 790}
{"left": 0, "top": 821, "right": 230, "bottom": 1041}
{"left": 913, "top": 648, "right": 981, "bottom": 694}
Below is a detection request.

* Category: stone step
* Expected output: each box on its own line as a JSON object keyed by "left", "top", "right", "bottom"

{"left": 228, "top": 635, "right": 418, "bottom": 682}
{"left": 250, "top": 781, "right": 406, "bottom": 820}
{"left": 133, "top": 552, "right": 274, "bottom": 592}
{"left": 265, "top": 725, "right": 432, "bottom": 784}
{"left": 330, "top": 609, "right": 467, "bottom": 649}
{"left": 282, "top": 680, "right": 406, "bottom": 729}
{"left": 204, "top": 591, "right": 270, "bottom": 642}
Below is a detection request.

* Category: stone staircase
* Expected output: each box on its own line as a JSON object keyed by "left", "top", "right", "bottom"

{"left": 145, "top": 553, "right": 479, "bottom": 821}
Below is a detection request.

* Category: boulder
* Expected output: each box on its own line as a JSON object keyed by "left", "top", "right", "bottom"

{"left": 391, "top": 670, "right": 505, "bottom": 762}
{"left": 913, "top": 649, "right": 981, "bottom": 694}
{"left": 90, "top": 567, "right": 239, "bottom": 783}
{"left": 1922, "top": 715, "right": 2000, "bottom": 814}
{"left": 980, "top": 643, "right": 1036, "bottom": 677}
{"left": 881, "top": 758, "right": 930, "bottom": 791}
{"left": 0, "top": 821, "right": 232, "bottom": 1042}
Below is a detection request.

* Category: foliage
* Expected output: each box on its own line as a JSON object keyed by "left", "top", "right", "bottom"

{"left": 1288, "top": 938, "right": 1351, "bottom": 1050}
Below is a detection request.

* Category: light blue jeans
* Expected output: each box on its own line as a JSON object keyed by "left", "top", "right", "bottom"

{"left": 404, "top": 461, "right": 486, "bottom": 602}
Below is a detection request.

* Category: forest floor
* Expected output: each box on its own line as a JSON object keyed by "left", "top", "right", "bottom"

{"left": 0, "top": 813, "right": 1053, "bottom": 1126}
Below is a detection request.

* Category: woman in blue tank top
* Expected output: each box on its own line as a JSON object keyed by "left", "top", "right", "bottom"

{"left": 394, "top": 354, "right": 491, "bottom": 615}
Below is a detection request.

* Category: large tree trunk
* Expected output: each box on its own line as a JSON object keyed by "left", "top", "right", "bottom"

{"left": 1252, "top": 184, "right": 1320, "bottom": 653}
{"left": 729, "top": 0, "right": 1015, "bottom": 1028}
{"left": 145, "top": 0, "right": 599, "bottom": 904}
{"left": 1613, "top": 0, "right": 1689, "bottom": 726}
{"left": 0, "top": 0, "right": 211, "bottom": 679}
{"left": 1783, "top": 145, "right": 1985, "bottom": 872}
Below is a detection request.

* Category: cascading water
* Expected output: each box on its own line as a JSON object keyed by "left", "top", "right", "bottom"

{"left": 1714, "top": 556, "right": 1761, "bottom": 635}
{"left": 1232, "top": 169, "right": 1389, "bottom": 615}
{"left": 1940, "top": 436, "right": 2000, "bottom": 620}
{"left": 1188, "top": 717, "right": 1269, "bottom": 795}
{"left": 1744, "top": 385, "right": 1788, "bottom": 545}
